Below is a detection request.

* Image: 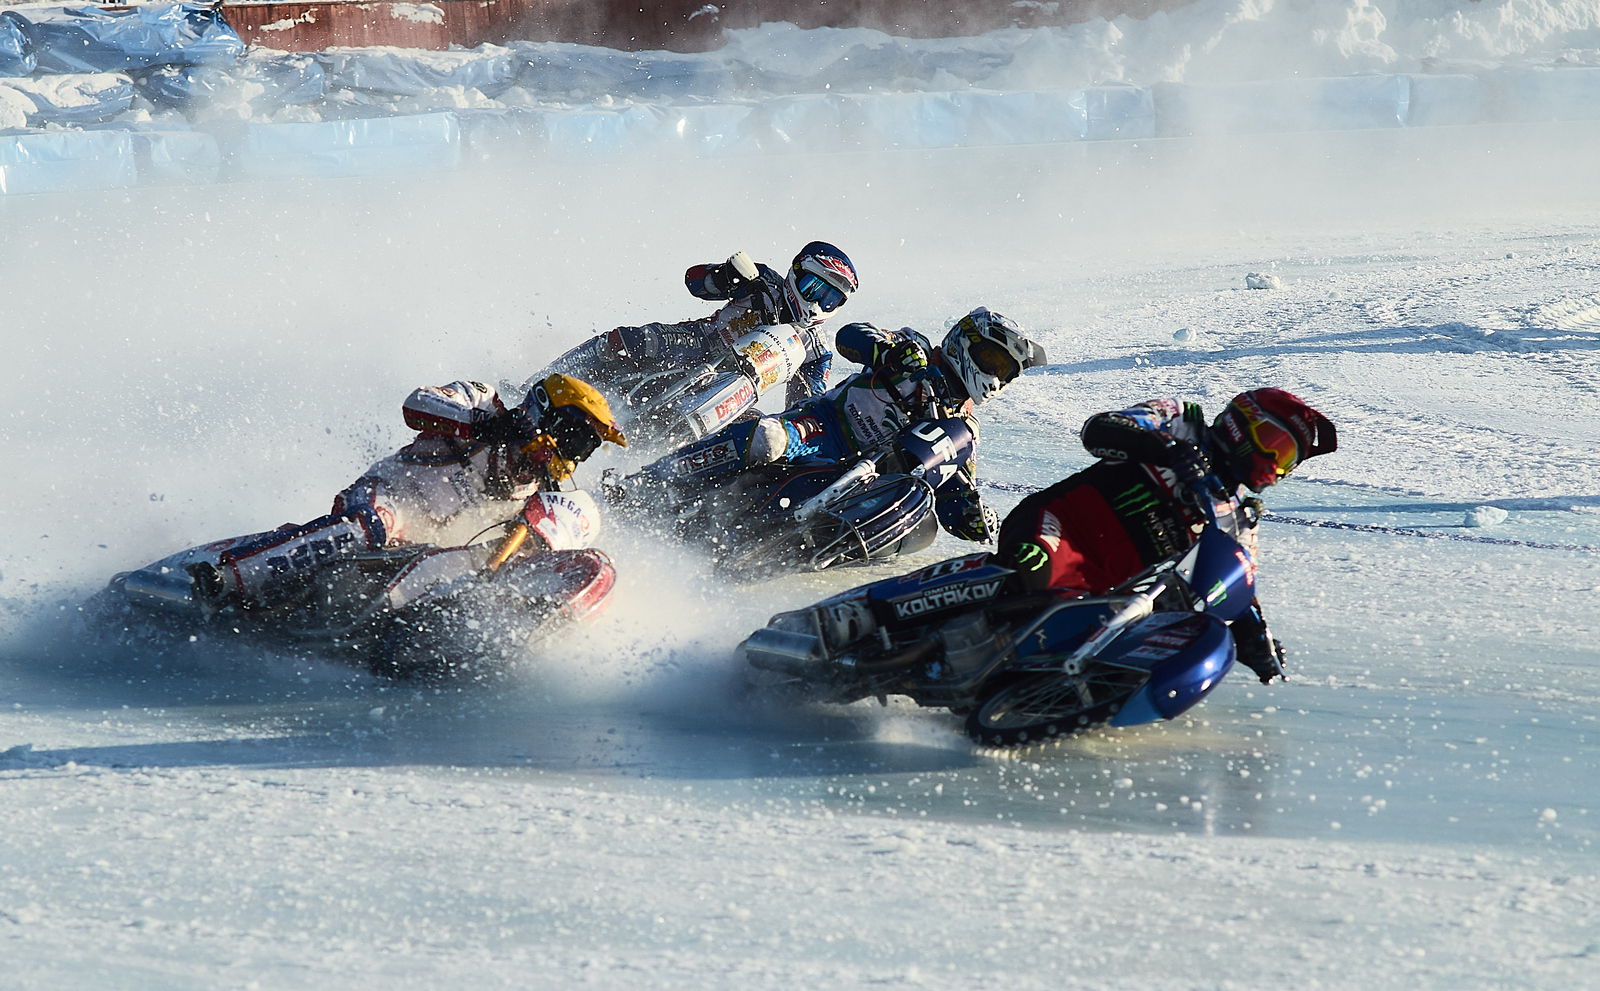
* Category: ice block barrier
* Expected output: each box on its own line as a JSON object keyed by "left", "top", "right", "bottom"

{"left": 130, "top": 128, "right": 221, "bottom": 184}
{"left": 1488, "top": 66, "right": 1600, "bottom": 123}
{"left": 0, "top": 129, "right": 136, "bottom": 194}
{"left": 1156, "top": 76, "right": 1411, "bottom": 136}
{"left": 227, "top": 111, "right": 461, "bottom": 178}
{"left": 1406, "top": 74, "right": 1481, "bottom": 127}
{"left": 685, "top": 86, "right": 1150, "bottom": 156}
{"left": 1155, "top": 74, "right": 1486, "bottom": 136}
{"left": 538, "top": 104, "right": 665, "bottom": 160}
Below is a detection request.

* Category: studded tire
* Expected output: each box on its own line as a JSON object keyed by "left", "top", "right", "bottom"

{"left": 964, "top": 668, "right": 1147, "bottom": 748}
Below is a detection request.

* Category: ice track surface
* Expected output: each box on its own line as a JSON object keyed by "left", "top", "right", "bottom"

{"left": 3, "top": 122, "right": 1600, "bottom": 988}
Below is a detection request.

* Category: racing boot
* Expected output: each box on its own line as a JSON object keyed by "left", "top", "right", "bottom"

{"left": 1231, "top": 603, "right": 1287, "bottom": 683}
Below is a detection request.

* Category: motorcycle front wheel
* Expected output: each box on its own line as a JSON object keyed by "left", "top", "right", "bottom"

{"left": 965, "top": 667, "right": 1149, "bottom": 748}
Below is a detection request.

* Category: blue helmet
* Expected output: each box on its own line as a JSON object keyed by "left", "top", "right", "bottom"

{"left": 788, "top": 241, "right": 858, "bottom": 314}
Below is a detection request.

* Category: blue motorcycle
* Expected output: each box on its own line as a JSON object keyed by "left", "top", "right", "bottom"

{"left": 741, "top": 491, "right": 1260, "bottom": 746}
{"left": 607, "top": 416, "right": 978, "bottom": 576}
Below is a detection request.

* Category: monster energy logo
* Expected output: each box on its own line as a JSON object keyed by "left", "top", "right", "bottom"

{"left": 1110, "top": 483, "right": 1160, "bottom": 515}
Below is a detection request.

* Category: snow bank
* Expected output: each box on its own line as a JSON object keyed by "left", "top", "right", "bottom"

{"left": 711, "top": 0, "right": 1600, "bottom": 91}
{"left": 3, "top": 2, "right": 1600, "bottom": 188}
{"left": 317, "top": 43, "right": 518, "bottom": 98}
{"left": 0, "top": 72, "right": 132, "bottom": 126}
{"left": 138, "top": 51, "right": 326, "bottom": 121}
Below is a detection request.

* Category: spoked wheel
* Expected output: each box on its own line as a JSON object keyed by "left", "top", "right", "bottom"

{"left": 719, "top": 529, "right": 809, "bottom": 578}
{"left": 965, "top": 667, "right": 1149, "bottom": 748}
{"left": 368, "top": 617, "right": 450, "bottom": 681}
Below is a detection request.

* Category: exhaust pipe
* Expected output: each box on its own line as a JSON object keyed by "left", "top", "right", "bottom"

{"left": 121, "top": 567, "right": 196, "bottom": 613}
{"left": 744, "top": 627, "right": 824, "bottom": 674}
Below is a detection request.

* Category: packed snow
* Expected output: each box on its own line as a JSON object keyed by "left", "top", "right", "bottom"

{"left": 5, "top": 8, "right": 1600, "bottom": 991}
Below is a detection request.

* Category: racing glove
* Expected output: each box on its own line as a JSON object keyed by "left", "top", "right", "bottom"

{"left": 878, "top": 339, "right": 929, "bottom": 377}
{"left": 705, "top": 250, "right": 760, "bottom": 295}
{"left": 474, "top": 405, "right": 538, "bottom": 446}
{"left": 953, "top": 500, "right": 999, "bottom": 543}
{"left": 1171, "top": 440, "right": 1232, "bottom": 506}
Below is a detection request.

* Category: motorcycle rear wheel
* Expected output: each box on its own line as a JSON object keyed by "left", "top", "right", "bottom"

{"left": 965, "top": 667, "right": 1148, "bottom": 748}
{"left": 369, "top": 616, "right": 452, "bottom": 681}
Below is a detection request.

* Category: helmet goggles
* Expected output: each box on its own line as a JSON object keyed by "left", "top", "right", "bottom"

{"left": 547, "top": 405, "right": 603, "bottom": 462}
{"left": 1245, "top": 410, "right": 1301, "bottom": 479}
{"left": 967, "top": 336, "right": 1022, "bottom": 383}
{"left": 794, "top": 271, "right": 848, "bottom": 312}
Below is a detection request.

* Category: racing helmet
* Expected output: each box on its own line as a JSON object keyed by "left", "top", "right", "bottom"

{"left": 939, "top": 307, "right": 1045, "bottom": 405}
{"left": 1208, "top": 388, "right": 1336, "bottom": 491}
{"left": 531, "top": 374, "right": 627, "bottom": 466}
{"left": 788, "top": 241, "right": 858, "bottom": 314}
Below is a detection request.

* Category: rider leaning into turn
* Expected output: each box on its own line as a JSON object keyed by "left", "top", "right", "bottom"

{"left": 188, "top": 376, "right": 626, "bottom": 611}
{"left": 995, "top": 389, "right": 1338, "bottom": 683}
{"left": 555, "top": 241, "right": 859, "bottom": 406}
{"left": 635, "top": 306, "right": 1047, "bottom": 544}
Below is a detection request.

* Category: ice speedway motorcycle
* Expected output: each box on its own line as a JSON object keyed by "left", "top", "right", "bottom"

{"left": 607, "top": 416, "right": 979, "bottom": 576}
{"left": 740, "top": 486, "right": 1259, "bottom": 747}
{"left": 529, "top": 321, "right": 814, "bottom": 453}
{"left": 85, "top": 510, "right": 616, "bottom": 681}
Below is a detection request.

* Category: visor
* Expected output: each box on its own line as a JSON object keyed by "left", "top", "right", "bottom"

{"left": 968, "top": 337, "right": 1022, "bottom": 382}
{"left": 795, "top": 272, "right": 848, "bottom": 312}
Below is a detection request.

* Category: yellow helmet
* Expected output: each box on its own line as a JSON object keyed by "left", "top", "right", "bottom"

{"left": 532, "top": 373, "right": 627, "bottom": 463}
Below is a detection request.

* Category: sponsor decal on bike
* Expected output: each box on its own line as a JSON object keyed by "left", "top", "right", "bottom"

{"left": 890, "top": 577, "right": 1006, "bottom": 619}
{"left": 1122, "top": 625, "right": 1199, "bottom": 661}
{"left": 713, "top": 381, "right": 756, "bottom": 422}
{"left": 739, "top": 338, "right": 784, "bottom": 390}
{"left": 1125, "top": 643, "right": 1181, "bottom": 661}
{"left": 670, "top": 439, "right": 739, "bottom": 476}
{"left": 1234, "top": 545, "right": 1256, "bottom": 584}
{"left": 903, "top": 554, "right": 988, "bottom": 585}
{"left": 720, "top": 310, "right": 761, "bottom": 348}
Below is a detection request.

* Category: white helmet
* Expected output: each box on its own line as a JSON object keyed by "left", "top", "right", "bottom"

{"left": 940, "top": 307, "right": 1045, "bottom": 404}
